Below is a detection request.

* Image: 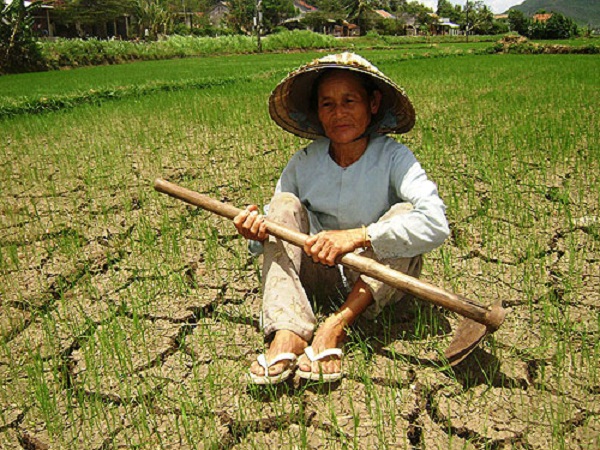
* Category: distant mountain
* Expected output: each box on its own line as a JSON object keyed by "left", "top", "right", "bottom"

{"left": 509, "top": 0, "right": 600, "bottom": 28}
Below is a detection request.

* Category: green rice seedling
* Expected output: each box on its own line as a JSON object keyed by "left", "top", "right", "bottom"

{"left": 263, "top": 30, "right": 342, "bottom": 51}
{"left": 25, "top": 352, "right": 65, "bottom": 437}
{"left": 0, "top": 243, "right": 20, "bottom": 271}
{"left": 1, "top": 50, "right": 598, "bottom": 448}
{"left": 33, "top": 32, "right": 502, "bottom": 72}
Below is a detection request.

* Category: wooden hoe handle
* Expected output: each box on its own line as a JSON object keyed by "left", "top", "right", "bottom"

{"left": 154, "top": 178, "right": 506, "bottom": 331}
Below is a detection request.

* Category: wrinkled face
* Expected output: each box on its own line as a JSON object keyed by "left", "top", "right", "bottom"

{"left": 317, "top": 71, "right": 381, "bottom": 146}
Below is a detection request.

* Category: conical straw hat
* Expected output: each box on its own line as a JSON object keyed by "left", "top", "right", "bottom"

{"left": 269, "top": 52, "right": 415, "bottom": 140}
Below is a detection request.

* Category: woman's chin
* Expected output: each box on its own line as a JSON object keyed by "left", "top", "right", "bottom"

{"left": 328, "top": 130, "right": 366, "bottom": 146}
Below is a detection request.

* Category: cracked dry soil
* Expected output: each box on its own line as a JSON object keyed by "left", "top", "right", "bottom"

{"left": 1, "top": 160, "right": 598, "bottom": 450}
{"left": 1, "top": 112, "right": 599, "bottom": 449}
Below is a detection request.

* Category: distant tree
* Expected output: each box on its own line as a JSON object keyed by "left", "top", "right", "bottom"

{"left": 524, "top": 11, "right": 579, "bottom": 40}
{"left": 132, "top": 0, "right": 172, "bottom": 38}
{"left": 463, "top": 1, "right": 494, "bottom": 35}
{"left": 473, "top": 2, "right": 493, "bottom": 34}
{"left": 261, "top": 0, "right": 296, "bottom": 32}
{"left": 436, "top": 0, "right": 452, "bottom": 18}
{"left": 228, "top": 0, "right": 294, "bottom": 34}
{"left": 0, "top": 0, "right": 45, "bottom": 73}
{"left": 436, "top": 0, "right": 463, "bottom": 24}
{"left": 508, "top": 9, "right": 529, "bottom": 35}
{"left": 544, "top": 12, "right": 579, "bottom": 39}
{"left": 168, "top": 0, "right": 209, "bottom": 13}
{"left": 312, "top": 0, "right": 345, "bottom": 14}
{"left": 227, "top": 0, "right": 254, "bottom": 33}
{"left": 301, "top": 10, "right": 343, "bottom": 32}
{"left": 528, "top": 17, "right": 546, "bottom": 39}
{"left": 166, "top": 0, "right": 211, "bottom": 33}
{"left": 65, "top": 0, "right": 136, "bottom": 35}
{"left": 373, "top": 14, "right": 405, "bottom": 35}
{"left": 385, "top": 0, "right": 407, "bottom": 14}
{"left": 401, "top": 0, "right": 433, "bottom": 25}
{"left": 344, "top": 0, "right": 378, "bottom": 35}
{"left": 490, "top": 18, "right": 508, "bottom": 35}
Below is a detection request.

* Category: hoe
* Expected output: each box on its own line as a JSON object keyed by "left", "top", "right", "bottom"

{"left": 154, "top": 178, "right": 507, "bottom": 366}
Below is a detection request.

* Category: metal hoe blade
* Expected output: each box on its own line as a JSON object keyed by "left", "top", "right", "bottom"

{"left": 444, "top": 301, "right": 505, "bottom": 366}
{"left": 444, "top": 319, "right": 488, "bottom": 366}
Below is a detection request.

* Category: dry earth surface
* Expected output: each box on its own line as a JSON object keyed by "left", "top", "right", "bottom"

{"left": 1, "top": 58, "right": 599, "bottom": 449}
{"left": 2, "top": 152, "right": 598, "bottom": 449}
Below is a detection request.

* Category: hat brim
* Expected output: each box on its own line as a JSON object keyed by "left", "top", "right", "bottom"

{"left": 269, "top": 59, "right": 415, "bottom": 140}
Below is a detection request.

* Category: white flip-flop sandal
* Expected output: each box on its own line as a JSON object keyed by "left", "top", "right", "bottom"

{"left": 297, "top": 346, "right": 343, "bottom": 382}
{"left": 248, "top": 352, "right": 298, "bottom": 385}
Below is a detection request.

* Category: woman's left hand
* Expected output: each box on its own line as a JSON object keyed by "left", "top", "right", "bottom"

{"left": 303, "top": 229, "right": 365, "bottom": 266}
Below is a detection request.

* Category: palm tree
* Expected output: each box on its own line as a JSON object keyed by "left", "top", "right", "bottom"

{"left": 344, "top": 0, "right": 376, "bottom": 35}
{"left": 132, "top": 0, "right": 173, "bottom": 38}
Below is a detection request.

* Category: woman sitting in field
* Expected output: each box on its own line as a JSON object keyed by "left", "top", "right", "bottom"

{"left": 234, "top": 52, "right": 449, "bottom": 384}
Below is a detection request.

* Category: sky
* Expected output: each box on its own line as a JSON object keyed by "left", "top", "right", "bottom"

{"left": 420, "top": 0, "right": 525, "bottom": 14}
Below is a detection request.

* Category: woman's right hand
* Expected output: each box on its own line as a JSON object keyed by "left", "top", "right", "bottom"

{"left": 233, "top": 205, "right": 268, "bottom": 242}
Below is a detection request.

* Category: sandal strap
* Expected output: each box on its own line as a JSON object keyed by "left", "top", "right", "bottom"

{"left": 256, "top": 352, "right": 298, "bottom": 371}
{"left": 304, "top": 346, "right": 343, "bottom": 362}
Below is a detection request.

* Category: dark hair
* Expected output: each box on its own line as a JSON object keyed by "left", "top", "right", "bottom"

{"left": 309, "top": 69, "right": 379, "bottom": 114}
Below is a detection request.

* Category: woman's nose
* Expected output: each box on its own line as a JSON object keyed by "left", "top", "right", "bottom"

{"left": 332, "top": 103, "right": 346, "bottom": 116}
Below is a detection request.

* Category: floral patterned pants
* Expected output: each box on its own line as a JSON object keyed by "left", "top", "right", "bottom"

{"left": 261, "top": 192, "right": 423, "bottom": 342}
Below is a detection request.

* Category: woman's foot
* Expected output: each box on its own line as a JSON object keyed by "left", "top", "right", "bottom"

{"left": 249, "top": 330, "right": 307, "bottom": 378}
{"left": 298, "top": 313, "right": 347, "bottom": 377}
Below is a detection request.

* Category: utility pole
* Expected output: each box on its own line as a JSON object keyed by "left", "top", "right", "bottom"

{"left": 254, "top": 0, "right": 263, "bottom": 53}
{"left": 465, "top": 1, "right": 470, "bottom": 43}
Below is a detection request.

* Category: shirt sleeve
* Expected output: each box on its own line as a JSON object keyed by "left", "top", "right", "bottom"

{"left": 366, "top": 147, "right": 450, "bottom": 259}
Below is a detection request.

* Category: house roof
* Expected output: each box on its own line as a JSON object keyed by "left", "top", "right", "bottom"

{"left": 374, "top": 9, "right": 395, "bottom": 20}
{"left": 438, "top": 19, "right": 459, "bottom": 28}
{"left": 7, "top": 0, "right": 52, "bottom": 6}
{"left": 294, "top": 0, "right": 317, "bottom": 13}
{"left": 533, "top": 13, "right": 553, "bottom": 22}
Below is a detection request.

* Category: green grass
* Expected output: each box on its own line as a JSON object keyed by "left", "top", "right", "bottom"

{"left": 34, "top": 31, "right": 501, "bottom": 72}
{"left": 0, "top": 46, "right": 489, "bottom": 108}
{"left": 1, "top": 50, "right": 599, "bottom": 448}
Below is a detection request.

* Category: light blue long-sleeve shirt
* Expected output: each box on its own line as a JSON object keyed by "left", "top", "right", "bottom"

{"left": 250, "top": 133, "right": 449, "bottom": 259}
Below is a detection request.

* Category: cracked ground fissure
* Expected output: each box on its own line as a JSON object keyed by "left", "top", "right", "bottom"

{"left": 2, "top": 167, "right": 599, "bottom": 450}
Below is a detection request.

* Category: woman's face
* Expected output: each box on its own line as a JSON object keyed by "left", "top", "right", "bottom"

{"left": 317, "top": 71, "right": 381, "bottom": 146}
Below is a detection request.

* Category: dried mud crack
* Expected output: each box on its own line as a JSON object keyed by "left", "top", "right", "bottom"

{"left": 2, "top": 179, "right": 598, "bottom": 449}
{"left": 2, "top": 53, "right": 599, "bottom": 448}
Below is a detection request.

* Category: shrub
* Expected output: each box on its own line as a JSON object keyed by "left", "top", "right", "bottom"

{"left": 40, "top": 34, "right": 259, "bottom": 69}
{"left": 262, "top": 30, "right": 341, "bottom": 51}
{"left": 0, "top": 0, "right": 46, "bottom": 73}
{"left": 172, "top": 23, "right": 192, "bottom": 36}
{"left": 491, "top": 35, "right": 598, "bottom": 55}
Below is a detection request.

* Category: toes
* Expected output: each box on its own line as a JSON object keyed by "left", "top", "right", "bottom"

{"left": 268, "top": 363, "right": 283, "bottom": 376}
{"left": 298, "top": 355, "right": 340, "bottom": 374}
{"left": 298, "top": 354, "right": 311, "bottom": 372}
{"left": 320, "top": 358, "right": 341, "bottom": 374}
{"left": 249, "top": 361, "right": 265, "bottom": 377}
{"left": 251, "top": 359, "right": 289, "bottom": 377}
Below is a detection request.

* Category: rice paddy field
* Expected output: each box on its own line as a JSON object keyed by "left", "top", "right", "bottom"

{"left": 0, "top": 48, "right": 599, "bottom": 449}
